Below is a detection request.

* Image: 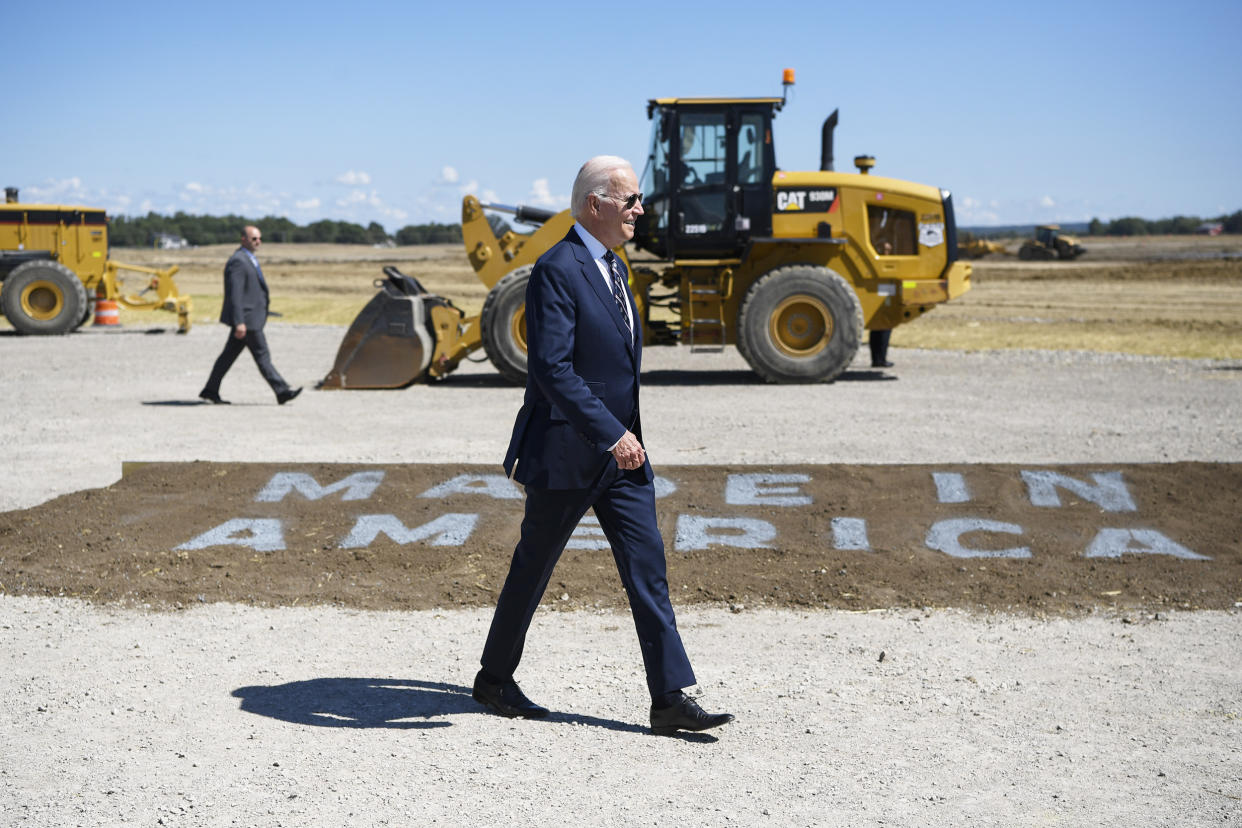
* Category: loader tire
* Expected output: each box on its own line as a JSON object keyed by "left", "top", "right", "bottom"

{"left": 1, "top": 260, "right": 88, "bottom": 335}
{"left": 76, "top": 300, "right": 93, "bottom": 329}
{"left": 480, "top": 265, "right": 532, "bottom": 385}
{"left": 736, "top": 264, "right": 862, "bottom": 383}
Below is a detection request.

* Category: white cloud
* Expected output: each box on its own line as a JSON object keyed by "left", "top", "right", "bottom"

{"left": 337, "top": 189, "right": 369, "bottom": 206}
{"left": 331, "top": 189, "right": 408, "bottom": 224}
{"left": 528, "top": 178, "right": 569, "bottom": 210}
{"left": 25, "top": 177, "right": 86, "bottom": 202}
{"left": 1040, "top": 195, "right": 1056, "bottom": 208}
{"left": 19, "top": 173, "right": 417, "bottom": 231}
{"left": 439, "top": 166, "right": 459, "bottom": 184}
{"left": 335, "top": 170, "right": 371, "bottom": 186}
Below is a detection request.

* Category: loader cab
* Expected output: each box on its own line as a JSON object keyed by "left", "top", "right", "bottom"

{"left": 635, "top": 98, "right": 779, "bottom": 259}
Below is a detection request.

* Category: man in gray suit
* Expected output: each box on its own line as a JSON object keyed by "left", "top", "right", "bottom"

{"left": 198, "top": 226, "right": 301, "bottom": 405}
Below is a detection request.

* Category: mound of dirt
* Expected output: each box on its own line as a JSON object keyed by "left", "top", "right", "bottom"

{"left": 2, "top": 462, "right": 1237, "bottom": 615}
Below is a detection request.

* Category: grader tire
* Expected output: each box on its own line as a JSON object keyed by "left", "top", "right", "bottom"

{"left": 480, "top": 265, "right": 532, "bottom": 385}
{"left": 0, "top": 260, "right": 88, "bottom": 335}
{"left": 736, "top": 264, "right": 863, "bottom": 383}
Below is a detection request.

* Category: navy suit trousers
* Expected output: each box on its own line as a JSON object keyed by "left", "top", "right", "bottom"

{"left": 481, "top": 464, "right": 696, "bottom": 699}
{"left": 203, "top": 328, "right": 290, "bottom": 396}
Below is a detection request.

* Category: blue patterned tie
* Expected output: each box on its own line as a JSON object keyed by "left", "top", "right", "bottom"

{"left": 603, "top": 251, "right": 631, "bottom": 338}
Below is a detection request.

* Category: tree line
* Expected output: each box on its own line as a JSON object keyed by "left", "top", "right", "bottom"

{"left": 107, "top": 211, "right": 465, "bottom": 247}
{"left": 1087, "top": 210, "right": 1241, "bottom": 236}
{"left": 107, "top": 206, "right": 1240, "bottom": 248}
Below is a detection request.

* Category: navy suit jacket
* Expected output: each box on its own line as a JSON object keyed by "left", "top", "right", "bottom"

{"left": 503, "top": 227, "right": 650, "bottom": 490}
{"left": 219, "top": 247, "right": 270, "bottom": 330}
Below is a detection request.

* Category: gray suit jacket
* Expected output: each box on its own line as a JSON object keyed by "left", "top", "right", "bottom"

{"left": 219, "top": 247, "right": 270, "bottom": 330}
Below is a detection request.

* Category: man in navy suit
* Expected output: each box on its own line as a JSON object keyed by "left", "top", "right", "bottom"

{"left": 198, "top": 226, "right": 301, "bottom": 405}
{"left": 473, "top": 156, "right": 733, "bottom": 736}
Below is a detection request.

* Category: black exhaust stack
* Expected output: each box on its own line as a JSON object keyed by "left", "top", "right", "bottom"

{"left": 820, "top": 109, "right": 839, "bottom": 172}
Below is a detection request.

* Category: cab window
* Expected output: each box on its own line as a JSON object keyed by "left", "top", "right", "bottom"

{"left": 679, "top": 112, "right": 726, "bottom": 188}
{"left": 867, "top": 205, "right": 916, "bottom": 255}
{"left": 639, "top": 113, "right": 671, "bottom": 233}
{"left": 736, "top": 114, "right": 766, "bottom": 184}
{"left": 640, "top": 114, "right": 669, "bottom": 199}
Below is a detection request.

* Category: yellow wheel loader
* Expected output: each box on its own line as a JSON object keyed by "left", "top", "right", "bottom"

{"left": 321, "top": 70, "right": 971, "bottom": 387}
{"left": 0, "top": 188, "right": 191, "bottom": 335}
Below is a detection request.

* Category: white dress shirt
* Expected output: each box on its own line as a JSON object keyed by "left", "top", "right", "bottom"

{"left": 573, "top": 223, "right": 634, "bottom": 341}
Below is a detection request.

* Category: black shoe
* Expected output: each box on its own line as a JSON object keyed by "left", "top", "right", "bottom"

{"left": 871, "top": 360, "right": 894, "bottom": 368}
{"left": 198, "top": 390, "right": 230, "bottom": 405}
{"left": 276, "top": 387, "right": 303, "bottom": 405}
{"left": 650, "top": 692, "right": 734, "bottom": 736}
{"left": 472, "top": 671, "right": 549, "bottom": 719}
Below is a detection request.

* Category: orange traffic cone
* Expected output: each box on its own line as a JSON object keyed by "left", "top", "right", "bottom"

{"left": 93, "top": 287, "right": 120, "bottom": 327}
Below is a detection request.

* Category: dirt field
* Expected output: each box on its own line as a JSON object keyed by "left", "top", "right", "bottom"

{"left": 2, "top": 234, "right": 1240, "bottom": 617}
{"left": 3, "top": 460, "right": 1239, "bottom": 616}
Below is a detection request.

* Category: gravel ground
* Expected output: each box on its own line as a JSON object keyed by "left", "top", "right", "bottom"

{"left": 2, "top": 323, "right": 1240, "bottom": 826}
{"left": 3, "top": 324, "right": 1240, "bottom": 512}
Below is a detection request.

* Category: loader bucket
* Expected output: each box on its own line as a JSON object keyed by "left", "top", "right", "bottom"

{"left": 318, "top": 267, "right": 436, "bottom": 389}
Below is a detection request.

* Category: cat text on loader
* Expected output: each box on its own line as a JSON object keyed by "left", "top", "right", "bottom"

{"left": 0, "top": 188, "right": 191, "bottom": 335}
{"left": 321, "top": 69, "right": 971, "bottom": 387}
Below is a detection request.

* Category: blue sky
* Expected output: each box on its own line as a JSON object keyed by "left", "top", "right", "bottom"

{"left": 9, "top": 0, "right": 1240, "bottom": 230}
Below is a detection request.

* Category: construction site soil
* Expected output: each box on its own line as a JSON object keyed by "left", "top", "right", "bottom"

{"left": 2, "top": 462, "right": 1239, "bottom": 616}
{"left": 0, "top": 234, "right": 1238, "bottom": 617}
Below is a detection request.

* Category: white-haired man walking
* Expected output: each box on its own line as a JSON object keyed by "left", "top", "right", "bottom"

{"left": 472, "top": 156, "right": 734, "bottom": 736}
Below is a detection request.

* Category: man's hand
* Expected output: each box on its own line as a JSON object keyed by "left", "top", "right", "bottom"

{"left": 233, "top": 323, "right": 247, "bottom": 339}
{"left": 611, "top": 430, "right": 646, "bottom": 471}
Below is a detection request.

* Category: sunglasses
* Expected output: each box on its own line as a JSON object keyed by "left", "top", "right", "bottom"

{"left": 597, "top": 191, "right": 643, "bottom": 210}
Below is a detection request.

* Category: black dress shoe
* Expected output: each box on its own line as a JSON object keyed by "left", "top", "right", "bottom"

{"left": 276, "top": 387, "right": 303, "bottom": 405}
{"left": 650, "top": 692, "right": 734, "bottom": 736}
{"left": 472, "top": 671, "right": 549, "bottom": 719}
{"left": 198, "top": 390, "right": 230, "bottom": 405}
{"left": 871, "top": 360, "right": 894, "bottom": 368}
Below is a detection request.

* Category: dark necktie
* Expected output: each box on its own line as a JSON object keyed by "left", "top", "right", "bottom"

{"left": 603, "top": 251, "right": 631, "bottom": 338}
{"left": 248, "top": 251, "right": 268, "bottom": 288}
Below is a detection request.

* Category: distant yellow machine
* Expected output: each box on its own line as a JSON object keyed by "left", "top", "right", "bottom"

{"left": 1018, "top": 224, "right": 1087, "bottom": 261}
{"left": 323, "top": 69, "right": 972, "bottom": 387}
{"left": 0, "top": 187, "right": 191, "bottom": 334}
{"left": 957, "top": 235, "right": 1010, "bottom": 259}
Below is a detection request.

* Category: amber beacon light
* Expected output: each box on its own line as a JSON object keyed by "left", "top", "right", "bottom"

{"left": 781, "top": 68, "right": 795, "bottom": 106}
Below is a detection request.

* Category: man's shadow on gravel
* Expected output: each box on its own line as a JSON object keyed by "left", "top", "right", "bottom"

{"left": 233, "top": 677, "right": 714, "bottom": 739}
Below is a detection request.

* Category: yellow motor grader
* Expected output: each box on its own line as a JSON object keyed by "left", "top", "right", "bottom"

{"left": 0, "top": 188, "right": 191, "bottom": 335}
{"left": 322, "top": 70, "right": 971, "bottom": 387}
